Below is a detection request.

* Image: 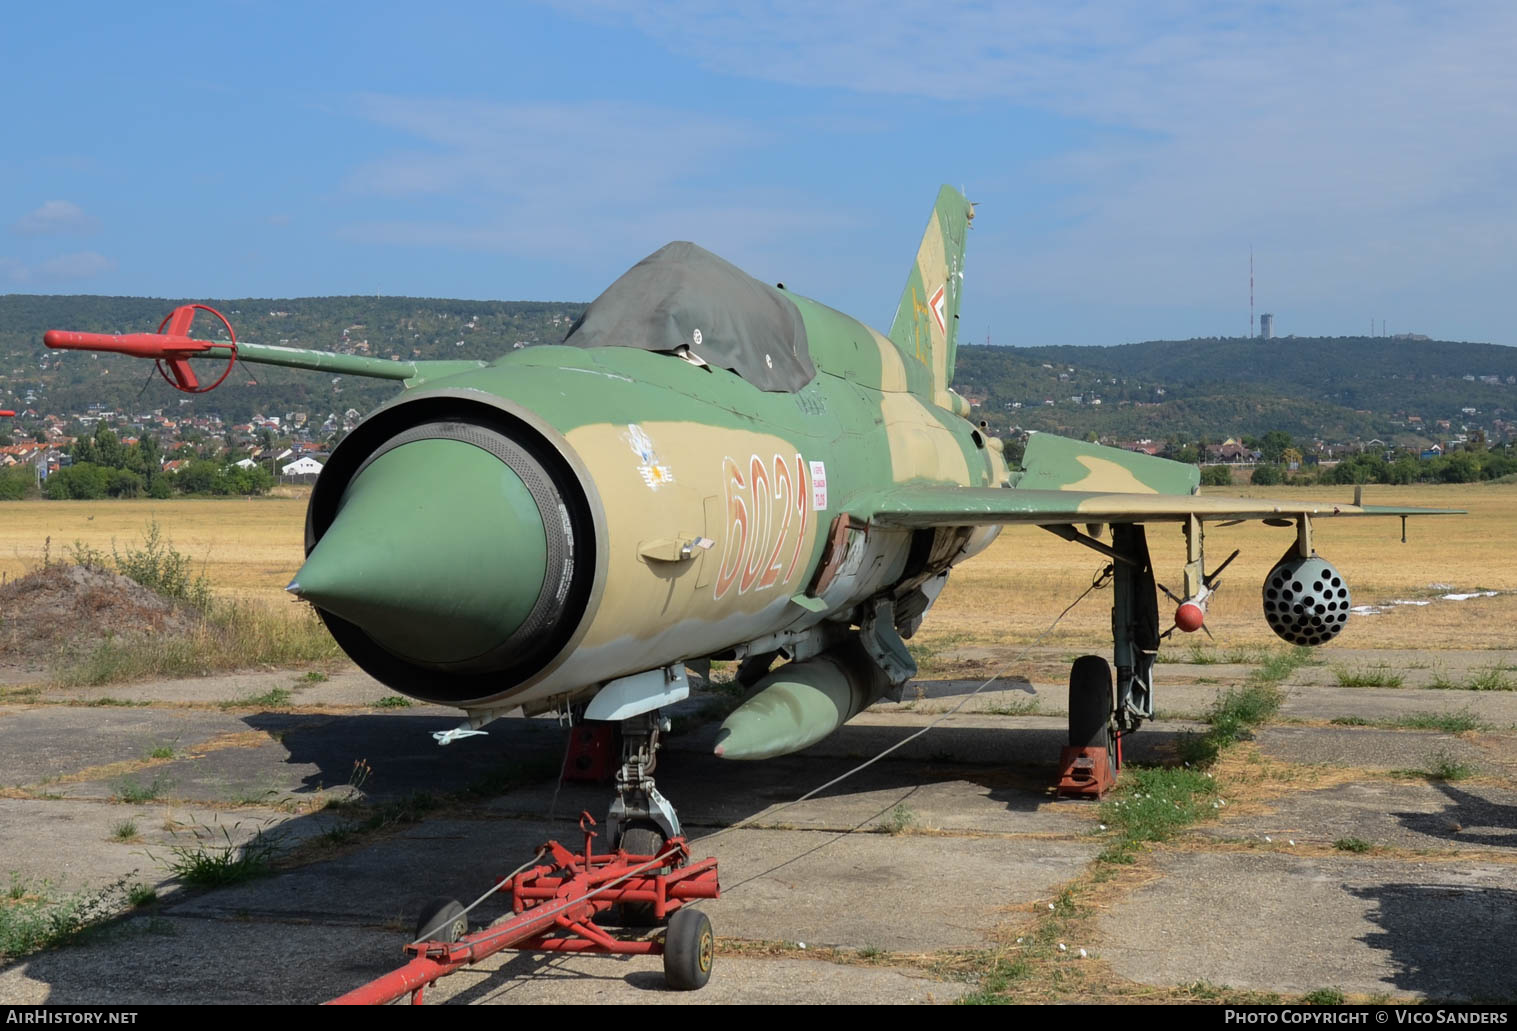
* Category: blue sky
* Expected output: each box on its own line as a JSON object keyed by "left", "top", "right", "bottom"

{"left": 3, "top": 1, "right": 1513, "bottom": 347}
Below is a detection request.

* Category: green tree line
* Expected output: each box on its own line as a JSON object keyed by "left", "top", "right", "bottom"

{"left": 39, "top": 424, "right": 273, "bottom": 500}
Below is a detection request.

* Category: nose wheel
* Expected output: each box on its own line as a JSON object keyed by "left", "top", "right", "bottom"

{"left": 615, "top": 822, "right": 671, "bottom": 926}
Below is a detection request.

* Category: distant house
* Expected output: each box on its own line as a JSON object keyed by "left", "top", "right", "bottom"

{"left": 1420, "top": 445, "right": 1444, "bottom": 460}
{"left": 1205, "top": 440, "right": 1258, "bottom": 463}
{"left": 281, "top": 456, "right": 324, "bottom": 476}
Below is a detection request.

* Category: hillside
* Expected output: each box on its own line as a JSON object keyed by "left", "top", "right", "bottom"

{"left": 954, "top": 337, "right": 1517, "bottom": 443}
{"left": 2, "top": 294, "right": 1512, "bottom": 444}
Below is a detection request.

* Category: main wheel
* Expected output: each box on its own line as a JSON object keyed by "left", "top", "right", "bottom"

{"left": 414, "top": 897, "right": 468, "bottom": 943}
{"left": 663, "top": 908, "right": 714, "bottom": 990}
{"left": 1068, "top": 655, "right": 1114, "bottom": 751}
{"left": 617, "top": 823, "right": 668, "bottom": 927}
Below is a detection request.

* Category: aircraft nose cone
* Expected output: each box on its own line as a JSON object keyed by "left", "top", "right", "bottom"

{"left": 292, "top": 434, "right": 557, "bottom": 669}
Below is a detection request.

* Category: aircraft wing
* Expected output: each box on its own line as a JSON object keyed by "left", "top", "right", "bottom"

{"left": 855, "top": 484, "right": 1461, "bottom": 528}
{"left": 855, "top": 433, "right": 1461, "bottom": 527}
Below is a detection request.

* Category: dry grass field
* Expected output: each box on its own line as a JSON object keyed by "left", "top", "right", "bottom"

{"left": 0, "top": 481, "right": 1509, "bottom": 653}
{"left": 0, "top": 497, "right": 311, "bottom": 607}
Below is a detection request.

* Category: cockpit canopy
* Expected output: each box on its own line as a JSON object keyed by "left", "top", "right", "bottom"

{"left": 563, "top": 241, "right": 815, "bottom": 393}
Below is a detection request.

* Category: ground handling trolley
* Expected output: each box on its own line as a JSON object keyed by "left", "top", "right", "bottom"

{"left": 327, "top": 813, "right": 720, "bottom": 1005}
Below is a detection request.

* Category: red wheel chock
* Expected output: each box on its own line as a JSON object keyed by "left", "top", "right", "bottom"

{"left": 1056, "top": 745, "right": 1117, "bottom": 800}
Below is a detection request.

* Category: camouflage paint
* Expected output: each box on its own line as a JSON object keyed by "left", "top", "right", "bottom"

{"left": 107, "top": 186, "right": 1452, "bottom": 721}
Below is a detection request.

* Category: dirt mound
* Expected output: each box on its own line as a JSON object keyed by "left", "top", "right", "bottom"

{"left": 0, "top": 563, "right": 204, "bottom": 661}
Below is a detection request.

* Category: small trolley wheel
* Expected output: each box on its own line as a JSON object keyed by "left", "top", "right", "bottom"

{"left": 414, "top": 897, "right": 468, "bottom": 943}
{"left": 1068, "top": 655, "right": 1114, "bottom": 751}
{"left": 617, "top": 823, "right": 668, "bottom": 927}
{"left": 663, "top": 908, "right": 714, "bottom": 990}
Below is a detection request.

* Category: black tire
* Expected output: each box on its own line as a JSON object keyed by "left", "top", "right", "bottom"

{"left": 617, "top": 824, "right": 668, "bottom": 927}
{"left": 414, "top": 897, "right": 468, "bottom": 943}
{"left": 663, "top": 908, "right": 714, "bottom": 990}
{"left": 1068, "top": 655, "right": 1113, "bottom": 750}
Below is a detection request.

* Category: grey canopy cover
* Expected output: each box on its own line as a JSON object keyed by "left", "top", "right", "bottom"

{"left": 563, "top": 241, "right": 815, "bottom": 392}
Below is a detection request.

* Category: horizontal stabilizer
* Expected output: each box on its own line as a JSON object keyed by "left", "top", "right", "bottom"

{"left": 1016, "top": 432, "right": 1200, "bottom": 495}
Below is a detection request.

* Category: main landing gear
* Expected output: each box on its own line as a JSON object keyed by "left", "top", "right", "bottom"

{"left": 1054, "top": 523, "right": 1159, "bottom": 799}
{"left": 1057, "top": 655, "right": 1120, "bottom": 799}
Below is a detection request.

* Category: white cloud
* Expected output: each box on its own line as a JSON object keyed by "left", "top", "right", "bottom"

{"left": 339, "top": 95, "right": 846, "bottom": 271}
{"left": 37, "top": 251, "right": 116, "bottom": 280}
{"left": 11, "top": 200, "right": 100, "bottom": 236}
{"left": 553, "top": 1, "right": 1517, "bottom": 336}
{"left": 347, "top": 96, "right": 763, "bottom": 204}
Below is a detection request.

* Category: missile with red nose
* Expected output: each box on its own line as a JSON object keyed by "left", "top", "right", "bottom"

{"left": 1173, "top": 547, "right": 1240, "bottom": 634}
{"left": 1175, "top": 584, "right": 1213, "bottom": 633}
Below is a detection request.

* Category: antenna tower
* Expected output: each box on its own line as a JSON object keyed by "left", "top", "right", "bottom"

{"left": 1250, "top": 247, "right": 1255, "bottom": 339}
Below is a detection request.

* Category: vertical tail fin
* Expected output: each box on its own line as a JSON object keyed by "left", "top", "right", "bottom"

{"left": 888, "top": 185, "right": 974, "bottom": 409}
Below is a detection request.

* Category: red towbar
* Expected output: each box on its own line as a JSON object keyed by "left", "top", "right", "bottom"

{"left": 327, "top": 813, "right": 719, "bottom": 1005}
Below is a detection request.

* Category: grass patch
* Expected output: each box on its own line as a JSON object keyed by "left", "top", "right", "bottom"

{"left": 0, "top": 877, "right": 143, "bottom": 962}
{"left": 1333, "top": 666, "right": 1404, "bottom": 688}
{"left": 373, "top": 695, "right": 412, "bottom": 709}
{"left": 295, "top": 670, "right": 329, "bottom": 684}
{"left": 878, "top": 804, "right": 917, "bottom": 835}
{"left": 1390, "top": 710, "right": 1489, "bottom": 734}
{"left": 146, "top": 744, "right": 175, "bottom": 760}
{"left": 53, "top": 603, "right": 341, "bottom": 688}
{"left": 155, "top": 818, "right": 284, "bottom": 888}
{"left": 1333, "top": 837, "right": 1372, "bottom": 853}
{"left": 220, "top": 687, "right": 293, "bottom": 710}
{"left": 982, "top": 697, "right": 1040, "bottom": 716}
{"left": 1423, "top": 747, "right": 1476, "bottom": 782}
{"left": 1174, "top": 647, "right": 1313, "bottom": 766}
{"left": 1467, "top": 668, "right": 1517, "bottom": 692}
{"left": 126, "top": 883, "right": 156, "bottom": 907}
{"left": 312, "top": 790, "right": 443, "bottom": 853}
{"left": 113, "top": 773, "right": 170, "bottom": 804}
{"left": 1182, "top": 646, "right": 1269, "bottom": 666}
{"left": 111, "top": 819, "right": 138, "bottom": 842}
{"left": 1330, "top": 716, "right": 1369, "bottom": 726}
{"left": 1178, "top": 682, "right": 1285, "bottom": 767}
{"left": 1427, "top": 667, "right": 1515, "bottom": 692}
{"left": 1257, "top": 646, "right": 1318, "bottom": 681}
{"left": 1302, "top": 987, "right": 1346, "bottom": 1005}
{"left": 1096, "top": 766, "right": 1219, "bottom": 864}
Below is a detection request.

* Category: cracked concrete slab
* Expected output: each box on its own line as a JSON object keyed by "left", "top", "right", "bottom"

{"left": 1098, "top": 851, "right": 1517, "bottom": 1001}
{"left": 1255, "top": 725, "right": 1488, "bottom": 771}
{"left": 1196, "top": 779, "right": 1517, "bottom": 852}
